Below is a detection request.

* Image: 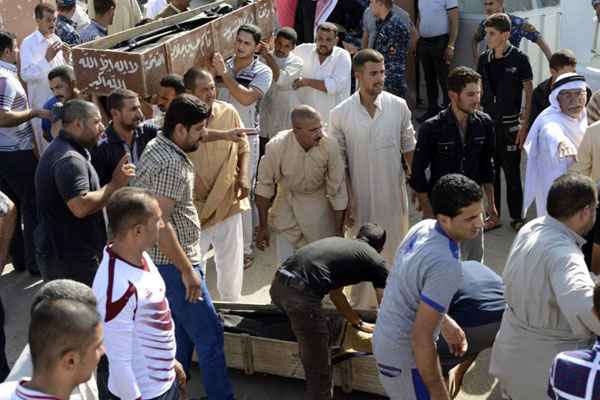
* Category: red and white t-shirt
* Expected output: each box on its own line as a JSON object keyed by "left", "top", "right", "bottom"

{"left": 92, "top": 245, "right": 176, "bottom": 400}
{"left": 0, "top": 380, "right": 61, "bottom": 400}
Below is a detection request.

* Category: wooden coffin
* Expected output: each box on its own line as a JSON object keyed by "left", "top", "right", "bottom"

{"left": 72, "top": 0, "right": 275, "bottom": 96}
{"left": 215, "top": 302, "right": 387, "bottom": 397}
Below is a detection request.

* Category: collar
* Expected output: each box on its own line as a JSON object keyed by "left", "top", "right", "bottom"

{"left": 57, "top": 14, "right": 75, "bottom": 26}
{"left": 487, "top": 42, "right": 515, "bottom": 62}
{"left": 91, "top": 20, "right": 108, "bottom": 35}
{"left": 434, "top": 222, "right": 460, "bottom": 259}
{"left": 377, "top": 9, "right": 394, "bottom": 23}
{"left": 0, "top": 60, "right": 17, "bottom": 74}
{"left": 354, "top": 90, "right": 383, "bottom": 111}
{"left": 156, "top": 133, "right": 191, "bottom": 162}
{"left": 227, "top": 56, "right": 258, "bottom": 75}
{"left": 58, "top": 130, "right": 91, "bottom": 158}
{"left": 16, "top": 380, "right": 61, "bottom": 400}
{"left": 105, "top": 123, "right": 140, "bottom": 144}
{"left": 33, "top": 30, "right": 51, "bottom": 43}
{"left": 544, "top": 216, "right": 587, "bottom": 248}
{"left": 444, "top": 105, "right": 475, "bottom": 128}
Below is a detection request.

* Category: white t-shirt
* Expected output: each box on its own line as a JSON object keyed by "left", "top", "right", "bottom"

{"left": 92, "top": 246, "right": 176, "bottom": 400}
{"left": 417, "top": 0, "right": 458, "bottom": 38}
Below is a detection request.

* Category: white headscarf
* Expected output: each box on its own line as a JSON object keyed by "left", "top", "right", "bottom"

{"left": 523, "top": 73, "right": 588, "bottom": 216}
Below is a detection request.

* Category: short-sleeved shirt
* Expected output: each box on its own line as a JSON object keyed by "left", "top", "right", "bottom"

{"left": 417, "top": 0, "right": 458, "bottom": 38}
{"left": 132, "top": 134, "right": 201, "bottom": 265}
{"left": 34, "top": 131, "right": 106, "bottom": 259}
{"left": 281, "top": 237, "right": 388, "bottom": 298}
{"left": 0, "top": 191, "right": 11, "bottom": 217}
{"left": 41, "top": 95, "right": 60, "bottom": 142}
{"left": 375, "top": 219, "right": 462, "bottom": 361}
{"left": 474, "top": 14, "right": 540, "bottom": 48}
{"left": 80, "top": 20, "right": 108, "bottom": 43}
{"left": 91, "top": 122, "right": 158, "bottom": 186}
{"left": 55, "top": 14, "right": 81, "bottom": 46}
{"left": 363, "top": 5, "right": 412, "bottom": 48}
{"left": 448, "top": 261, "right": 505, "bottom": 328}
{"left": 217, "top": 56, "right": 273, "bottom": 131}
{"left": 0, "top": 63, "right": 34, "bottom": 152}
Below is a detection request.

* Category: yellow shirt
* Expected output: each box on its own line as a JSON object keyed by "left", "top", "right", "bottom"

{"left": 570, "top": 120, "right": 600, "bottom": 182}
{"left": 188, "top": 100, "right": 250, "bottom": 229}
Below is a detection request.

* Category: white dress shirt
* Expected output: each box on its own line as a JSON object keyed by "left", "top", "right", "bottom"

{"left": 20, "top": 30, "right": 67, "bottom": 152}
{"left": 417, "top": 0, "right": 458, "bottom": 38}
{"left": 293, "top": 43, "right": 351, "bottom": 121}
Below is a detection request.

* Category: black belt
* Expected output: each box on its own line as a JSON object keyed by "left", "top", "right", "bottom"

{"left": 419, "top": 34, "right": 449, "bottom": 42}
{"left": 275, "top": 269, "right": 321, "bottom": 297}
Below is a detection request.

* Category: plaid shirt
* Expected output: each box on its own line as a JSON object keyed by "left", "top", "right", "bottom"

{"left": 548, "top": 339, "right": 600, "bottom": 400}
{"left": 132, "top": 134, "right": 202, "bottom": 265}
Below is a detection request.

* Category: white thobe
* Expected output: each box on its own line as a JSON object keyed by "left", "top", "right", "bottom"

{"left": 523, "top": 123, "right": 578, "bottom": 217}
{"left": 259, "top": 53, "right": 303, "bottom": 139}
{"left": 329, "top": 91, "right": 416, "bottom": 309}
{"left": 293, "top": 43, "right": 351, "bottom": 121}
{"left": 145, "top": 0, "right": 167, "bottom": 18}
{"left": 20, "top": 31, "right": 67, "bottom": 153}
{"left": 490, "top": 216, "right": 600, "bottom": 400}
{"left": 73, "top": 4, "right": 91, "bottom": 32}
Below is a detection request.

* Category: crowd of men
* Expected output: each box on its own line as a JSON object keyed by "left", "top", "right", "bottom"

{"left": 2, "top": 0, "right": 600, "bottom": 399}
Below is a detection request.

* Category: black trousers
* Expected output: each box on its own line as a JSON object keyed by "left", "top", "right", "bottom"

{"left": 37, "top": 253, "right": 101, "bottom": 287}
{"left": 493, "top": 123, "right": 523, "bottom": 221}
{"left": 0, "top": 150, "right": 38, "bottom": 273}
{"left": 417, "top": 34, "right": 450, "bottom": 112}
{"left": 0, "top": 297, "right": 8, "bottom": 383}
{"left": 270, "top": 276, "right": 333, "bottom": 400}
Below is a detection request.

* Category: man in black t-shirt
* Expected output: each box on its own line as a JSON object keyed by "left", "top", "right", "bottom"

{"left": 269, "top": 223, "right": 388, "bottom": 400}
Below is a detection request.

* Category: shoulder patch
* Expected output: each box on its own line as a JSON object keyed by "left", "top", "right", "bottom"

{"left": 522, "top": 22, "right": 538, "bottom": 33}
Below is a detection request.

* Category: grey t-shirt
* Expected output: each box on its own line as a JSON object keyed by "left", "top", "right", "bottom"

{"left": 375, "top": 219, "right": 463, "bottom": 362}
{"left": 362, "top": 5, "right": 412, "bottom": 48}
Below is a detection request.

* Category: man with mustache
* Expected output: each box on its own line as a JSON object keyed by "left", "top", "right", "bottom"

{"left": 255, "top": 105, "right": 347, "bottom": 264}
{"left": 91, "top": 89, "right": 159, "bottom": 186}
{"left": 41, "top": 65, "right": 78, "bottom": 142}
{"left": 292, "top": 22, "right": 351, "bottom": 122}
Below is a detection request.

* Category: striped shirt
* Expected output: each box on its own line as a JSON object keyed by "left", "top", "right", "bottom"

{"left": 0, "top": 380, "right": 60, "bottom": 400}
{"left": 0, "top": 61, "right": 34, "bottom": 152}
{"left": 548, "top": 340, "right": 600, "bottom": 400}
{"left": 132, "top": 134, "right": 202, "bottom": 265}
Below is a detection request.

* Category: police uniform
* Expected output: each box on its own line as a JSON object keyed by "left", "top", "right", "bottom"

{"left": 474, "top": 14, "right": 540, "bottom": 48}
{"left": 373, "top": 10, "right": 411, "bottom": 99}
{"left": 56, "top": 11, "right": 81, "bottom": 46}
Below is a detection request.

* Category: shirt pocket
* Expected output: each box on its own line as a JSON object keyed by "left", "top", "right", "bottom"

{"left": 436, "top": 140, "right": 457, "bottom": 156}
{"left": 375, "top": 134, "right": 398, "bottom": 151}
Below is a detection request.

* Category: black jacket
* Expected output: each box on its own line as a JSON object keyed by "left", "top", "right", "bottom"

{"left": 409, "top": 107, "right": 496, "bottom": 193}
{"left": 529, "top": 77, "right": 552, "bottom": 128}
{"left": 477, "top": 44, "right": 533, "bottom": 125}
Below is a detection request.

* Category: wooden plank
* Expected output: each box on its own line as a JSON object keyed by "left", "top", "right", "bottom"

{"left": 249, "top": 336, "right": 306, "bottom": 379}
{"left": 254, "top": 0, "right": 276, "bottom": 39}
{"left": 223, "top": 333, "right": 245, "bottom": 369}
{"left": 164, "top": 22, "right": 216, "bottom": 75}
{"left": 140, "top": 44, "right": 169, "bottom": 98}
{"left": 212, "top": 3, "right": 257, "bottom": 55}
{"left": 350, "top": 356, "right": 386, "bottom": 396}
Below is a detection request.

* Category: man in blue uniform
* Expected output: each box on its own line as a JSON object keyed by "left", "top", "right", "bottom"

{"left": 370, "top": 0, "right": 412, "bottom": 99}
{"left": 55, "top": 0, "right": 81, "bottom": 46}
{"left": 472, "top": 0, "right": 551, "bottom": 62}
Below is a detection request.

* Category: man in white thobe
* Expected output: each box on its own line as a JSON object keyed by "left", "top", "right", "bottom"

{"left": 259, "top": 27, "right": 303, "bottom": 145}
{"left": 293, "top": 22, "right": 351, "bottom": 121}
{"left": 20, "top": 3, "right": 68, "bottom": 153}
{"left": 329, "top": 49, "right": 416, "bottom": 309}
{"left": 523, "top": 73, "right": 589, "bottom": 217}
{"left": 490, "top": 173, "right": 600, "bottom": 400}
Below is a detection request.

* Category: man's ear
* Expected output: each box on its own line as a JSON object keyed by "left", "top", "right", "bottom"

{"left": 60, "top": 349, "right": 81, "bottom": 373}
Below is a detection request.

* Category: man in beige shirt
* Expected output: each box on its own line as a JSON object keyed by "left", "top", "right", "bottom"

{"left": 255, "top": 105, "right": 347, "bottom": 264}
{"left": 184, "top": 68, "right": 250, "bottom": 301}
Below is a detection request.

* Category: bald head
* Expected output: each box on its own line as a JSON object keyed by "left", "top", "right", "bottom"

{"left": 291, "top": 105, "right": 321, "bottom": 126}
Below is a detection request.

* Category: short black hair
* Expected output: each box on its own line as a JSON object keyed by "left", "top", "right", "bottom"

{"left": 484, "top": 13, "right": 511, "bottom": 33}
{"left": 0, "top": 31, "right": 16, "bottom": 57}
{"left": 107, "top": 187, "right": 157, "bottom": 237}
{"left": 183, "top": 68, "right": 213, "bottom": 93}
{"left": 353, "top": 48, "right": 384, "bottom": 71}
{"left": 448, "top": 66, "right": 481, "bottom": 94}
{"left": 549, "top": 49, "right": 577, "bottom": 71}
{"left": 160, "top": 74, "right": 186, "bottom": 95}
{"left": 34, "top": 3, "right": 56, "bottom": 19}
{"left": 29, "top": 299, "right": 100, "bottom": 373}
{"left": 94, "top": 0, "right": 116, "bottom": 16}
{"left": 48, "top": 65, "right": 76, "bottom": 84}
{"left": 547, "top": 173, "right": 597, "bottom": 220}
{"left": 430, "top": 174, "right": 483, "bottom": 218}
{"left": 107, "top": 88, "right": 139, "bottom": 112}
{"left": 163, "top": 94, "right": 210, "bottom": 139}
{"left": 357, "top": 223, "right": 386, "bottom": 252}
{"left": 237, "top": 24, "right": 262, "bottom": 45}
{"left": 276, "top": 27, "right": 297, "bottom": 44}
{"left": 61, "top": 99, "right": 98, "bottom": 125}
{"left": 316, "top": 22, "right": 339, "bottom": 35}
{"left": 31, "top": 279, "right": 97, "bottom": 315}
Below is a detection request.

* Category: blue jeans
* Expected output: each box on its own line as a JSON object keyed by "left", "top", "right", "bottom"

{"left": 157, "top": 264, "right": 235, "bottom": 400}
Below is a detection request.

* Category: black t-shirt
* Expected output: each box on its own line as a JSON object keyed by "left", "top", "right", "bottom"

{"left": 281, "top": 237, "right": 389, "bottom": 297}
{"left": 35, "top": 131, "right": 106, "bottom": 260}
{"left": 489, "top": 57, "right": 505, "bottom": 97}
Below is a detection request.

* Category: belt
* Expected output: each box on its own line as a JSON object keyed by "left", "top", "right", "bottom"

{"left": 275, "top": 269, "right": 321, "bottom": 297}
{"left": 419, "top": 34, "right": 449, "bottom": 42}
